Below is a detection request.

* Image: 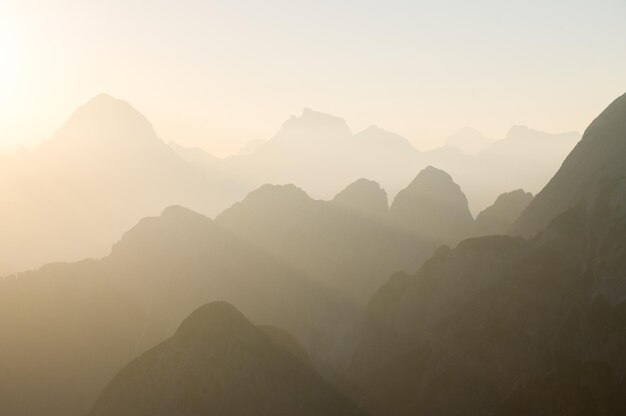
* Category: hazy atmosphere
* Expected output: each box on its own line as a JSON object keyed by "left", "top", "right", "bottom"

{"left": 2, "top": 2, "right": 626, "bottom": 416}
{"left": 1, "top": 0, "right": 625, "bottom": 154}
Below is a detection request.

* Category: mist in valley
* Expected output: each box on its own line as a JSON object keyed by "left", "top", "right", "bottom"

{"left": 1, "top": 1, "right": 626, "bottom": 415}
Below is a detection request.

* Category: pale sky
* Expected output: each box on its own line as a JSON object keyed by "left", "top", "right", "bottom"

{"left": 1, "top": 0, "right": 625, "bottom": 156}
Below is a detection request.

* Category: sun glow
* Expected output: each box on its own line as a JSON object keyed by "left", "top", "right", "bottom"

{"left": 0, "top": 21, "right": 20, "bottom": 105}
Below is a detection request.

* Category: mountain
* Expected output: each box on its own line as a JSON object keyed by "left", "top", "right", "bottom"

{"left": 0, "top": 94, "right": 243, "bottom": 273}
{"left": 347, "top": 92, "right": 626, "bottom": 416}
{"left": 472, "top": 189, "right": 533, "bottom": 236}
{"left": 219, "top": 108, "right": 422, "bottom": 201}
{"left": 421, "top": 126, "right": 579, "bottom": 213}
{"left": 512, "top": 93, "right": 626, "bottom": 237}
{"left": 389, "top": 166, "right": 474, "bottom": 244}
{"left": 331, "top": 178, "right": 389, "bottom": 220}
{"left": 89, "top": 302, "right": 363, "bottom": 416}
{"left": 186, "top": 108, "right": 578, "bottom": 215}
{"left": 445, "top": 127, "right": 493, "bottom": 155}
{"left": 0, "top": 205, "right": 357, "bottom": 416}
{"left": 215, "top": 179, "right": 452, "bottom": 307}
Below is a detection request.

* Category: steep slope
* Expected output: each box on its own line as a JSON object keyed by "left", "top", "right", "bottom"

{"left": 0, "top": 206, "right": 356, "bottom": 416}
{"left": 0, "top": 94, "right": 241, "bottom": 272}
{"left": 513, "top": 92, "right": 626, "bottom": 237}
{"left": 89, "top": 302, "right": 363, "bottom": 416}
{"left": 389, "top": 166, "right": 474, "bottom": 244}
{"left": 349, "top": 93, "right": 626, "bottom": 416}
{"left": 472, "top": 189, "right": 533, "bottom": 236}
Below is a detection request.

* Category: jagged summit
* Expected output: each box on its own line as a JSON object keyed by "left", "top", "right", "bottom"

{"left": 332, "top": 178, "right": 388, "bottom": 217}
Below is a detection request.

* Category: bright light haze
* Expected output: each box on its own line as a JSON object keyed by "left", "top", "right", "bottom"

{"left": 1, "top": 0, "right": 625, "bottom": 155}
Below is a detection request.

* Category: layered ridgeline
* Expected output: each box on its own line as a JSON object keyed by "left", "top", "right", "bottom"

{"left": 173, "top": 108, "right": 579, "bottom": 214}
{"left": 89, "top": 302, "right": 364, "bottom": 416}
{"left": 0, "top": 95, "right": 578, "bottom": 274}
{"left": 0, "top": 206, "right": 356, "bottom": 416}
{"left": 216, "top": 166, "right": 474, "bottom": 305}
{"left": 348, "top": 93, "right": 626, "bottom": 415}
{"left": 0, "top": 94, "right": 246, "bottom": 273}
{"left": 0, "top": 164, "right": 476, "bottom": 416}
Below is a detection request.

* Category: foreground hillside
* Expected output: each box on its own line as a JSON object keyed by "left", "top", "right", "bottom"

{"left": 349, "top": 92, "right": 626, "bottom": 415}
{"left": 89, "top": 302, "right": 364, "bottom": 416}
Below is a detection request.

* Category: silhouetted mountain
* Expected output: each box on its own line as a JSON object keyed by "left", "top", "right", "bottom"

{"left": 513, "top": 93, "right": 626, "bottom": 237}
{"left": 390, "top": 166, "right": 474, "bottom": 244}
{"left": 0, "top": 205, "right": 357, "bottom": 416}
{"left": 331, "top": 178, "right": 389, "bottom": 220}
{"left": 445, "top": 127, "right": 493, "bottom": 155}
{"left": 472, "top": 189, "right": 533, "bottom": 236}
{"left": 0, "top": 94, "right": 243, "bottom": 272}
{"left": 348, "top": 93, "right": 626, "bottom": 416}
{"left": 216, "top": 181, "right": 443, "bottom": 307}
{"left": 422, "top": 126, "right": 579, "bottom": 213}
{"left": 89, "top": 302, "right": 363, "bottom": 416}
{"left": 180, "top": 109, "right": 578, "bottom": 214}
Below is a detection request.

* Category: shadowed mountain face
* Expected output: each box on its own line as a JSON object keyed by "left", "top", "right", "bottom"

{"left": 0, "top": 94, "right": 245, "bottom": 273}
{"left": 89, "top": 302, "right": 363, "bottom": 416}
{"left": 472, "top": 189, "right": 533, "bottom": 237}
{"left": 0, "top": 206, "right": 358, "bottom": 416}
{"left": 513, "top": 92, "right": 626, "bottom": 237}
{"left": 347, "top": 93, "right": 626, "bottom": 416}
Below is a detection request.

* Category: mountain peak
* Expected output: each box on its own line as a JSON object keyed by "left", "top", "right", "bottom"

{"left": 355, "top": 125, "right": 416, "bottom": 152}
{"left": 278, "top": 108, "right": 352, "bottom": 139}
{"left": 50, "top": 93, "right": 160, "bottom": 149}
{"left": 332, "top": 178, "right": 388, "bottom": 217}
{"left": 175, "top": 301, "right": 256, "bottom": 340}
{"left": 391, "top": 166, "right": 473, "bottom": 243}
{"left": 445, "top": 127, "right": 492, "bottom": 155}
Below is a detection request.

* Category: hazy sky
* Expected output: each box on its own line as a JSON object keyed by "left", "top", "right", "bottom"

{"left": 1, "top": 0, "right": 625, "bottom": 155}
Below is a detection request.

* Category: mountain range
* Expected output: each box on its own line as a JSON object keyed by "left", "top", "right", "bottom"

{"left": 347, "top": 92, "right": 626, "bottom": 415}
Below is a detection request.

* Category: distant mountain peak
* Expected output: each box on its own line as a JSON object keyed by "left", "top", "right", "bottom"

{"left": 278, "top": 108, "right": 352, "bottom": 138}
{"left": 332, "top": 178, "right": 389, "bottom": 217}
{"left": 391, "top": 166, "right": 473, "bottom": 243}
{"left": 355, "top": 125, "right": 416, "bottom": 152}
{"left": 445, "top": 127, "right": 492, "bottom": 155}
{"left": 50, "top": 93, "right": 160, "bottom": 149}
{"left": 245, "top": 183, "right": 313, "bottom": 204}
